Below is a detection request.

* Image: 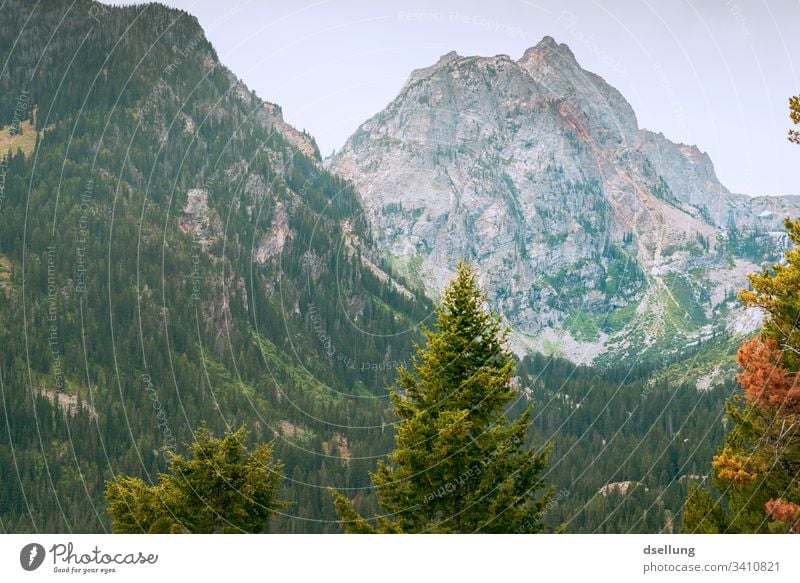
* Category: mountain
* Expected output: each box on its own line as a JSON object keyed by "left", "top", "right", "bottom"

{"left": 328, "top": 36, "right": 796, "bottom": 366}
{"left": 0, "top": 3, "right": 746, "bottom": 535}
{"left": 0, "top": 0, "right": 429, "bottom": 532}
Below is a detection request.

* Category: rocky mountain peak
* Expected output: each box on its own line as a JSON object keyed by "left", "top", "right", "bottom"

{"left": 517, "top": 36, "right": 638, "bottom": 139}
{"left": 519, "top": 35, "right": 578, "bottom": 69}
{"left": 401, "top": 50, "right": 463, "bottom": 90}
{"left": 436, "top": 50, "right": 461, "bottom": 66}
{"left": 329, "top": 40, "right": 797, "bottom": 365}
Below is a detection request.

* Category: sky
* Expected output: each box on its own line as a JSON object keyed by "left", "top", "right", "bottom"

{"left": 124, "top": 0, "right": 799, "bottom": 196}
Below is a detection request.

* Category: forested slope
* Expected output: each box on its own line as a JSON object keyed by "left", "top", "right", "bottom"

{"left": 0, "top": 0, "right": 430, "bottom": 532}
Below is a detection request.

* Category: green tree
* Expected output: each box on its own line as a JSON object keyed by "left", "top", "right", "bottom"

{"left": 333, "top": 262, "right": 551, "bottom": 533}
{"left": 106, "top": 426, "right": 286, "bottom": 533}
{"left": 681, "top": 484, "right": 728, "bottom": 534}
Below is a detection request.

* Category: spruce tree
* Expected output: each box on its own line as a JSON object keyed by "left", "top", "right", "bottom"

{"left": 333, "top": 262, "right": 551, "bottom": 533}
{"left": 106, "top": 426, "right": 286, "bottom": 533}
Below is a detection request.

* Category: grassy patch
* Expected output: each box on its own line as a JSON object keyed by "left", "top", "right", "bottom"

{"left": 663, "top": 273, "right": 706, "bottom": 326}
{"left": 251, "top": 331, "right": 336, "bottom": 405}
{"left": 0, "top": 119, "right": 37, "bottom": 156}
{"left": 542, "top": 338, "right": 563, "bottom": 356}
{"left": 200, "top": 354, "right": 255, "bottom": 398}
{"left": 563, "top": 311, "right": 600, "bottom": 342}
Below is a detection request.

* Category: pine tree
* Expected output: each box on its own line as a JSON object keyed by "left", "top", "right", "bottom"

{"left": 332, "top": 262, "right": 551, "bottom": 533}
{"left": 106, "top": 426, "right": 286, "bottom": 533}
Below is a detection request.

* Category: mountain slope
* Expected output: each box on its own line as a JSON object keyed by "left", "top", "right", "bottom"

{"left": 0, "top": 0, "right": 429, "bottom": 532}
{"left": 329, "top": 36, "right": 795, "bottom": 365}
{"left": 0, "top": 5, "right": 764, "bottom": 536}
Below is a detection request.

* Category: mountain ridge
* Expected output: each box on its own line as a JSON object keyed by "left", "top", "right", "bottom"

{"left": 328, "top": 36, "right": 796, "bottom": 365}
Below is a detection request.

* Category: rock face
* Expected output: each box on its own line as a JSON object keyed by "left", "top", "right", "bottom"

{"left": 258, "top": 102, "right": 321, "bottom": 162}
{"left": 179, "top": 188, "right": 222, "bottom": 247}
{"left": 328, "top": 36, "right": 797, "bottom": 364}
{"left": 222, "top": 64, "right": 321, "bottom": 162}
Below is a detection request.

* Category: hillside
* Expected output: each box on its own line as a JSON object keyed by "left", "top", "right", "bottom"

{"left": 0, "top": 0, "right": 429, "bottom": 532}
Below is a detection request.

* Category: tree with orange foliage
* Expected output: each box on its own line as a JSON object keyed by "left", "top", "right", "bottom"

{"left": 765, "top": 498, "right": 800, "bottom": 533}
{"left": 736, "top": 337, "right": 800, "bottom": 414}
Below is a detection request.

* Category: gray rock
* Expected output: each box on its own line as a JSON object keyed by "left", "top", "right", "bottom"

{"left": 328, "top": 37, "right": 797, "bottom": 364}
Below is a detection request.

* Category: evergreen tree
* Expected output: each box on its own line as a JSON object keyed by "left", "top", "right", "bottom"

{"left": 106, "top": 426, "right": 286, "bottom": 533}
{"left": 681, "top": 484, "right": 727, "bottom": 534}
{"left": 332, "top": 263, "right": 551, "bottom": 533}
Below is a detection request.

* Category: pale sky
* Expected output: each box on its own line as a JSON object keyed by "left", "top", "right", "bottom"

{"left": 124, "top": 0, "right": 799, "bottom": 196}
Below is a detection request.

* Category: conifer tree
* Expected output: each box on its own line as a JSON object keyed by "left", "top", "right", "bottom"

{"left": 681, "top": 484, "right": 728, "bottom": 534}
{"left": 106, "top": 426, "right": 285, "bottom": 533}
{"left": 332, "top": 262, "right": 551, "bottom": 533}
